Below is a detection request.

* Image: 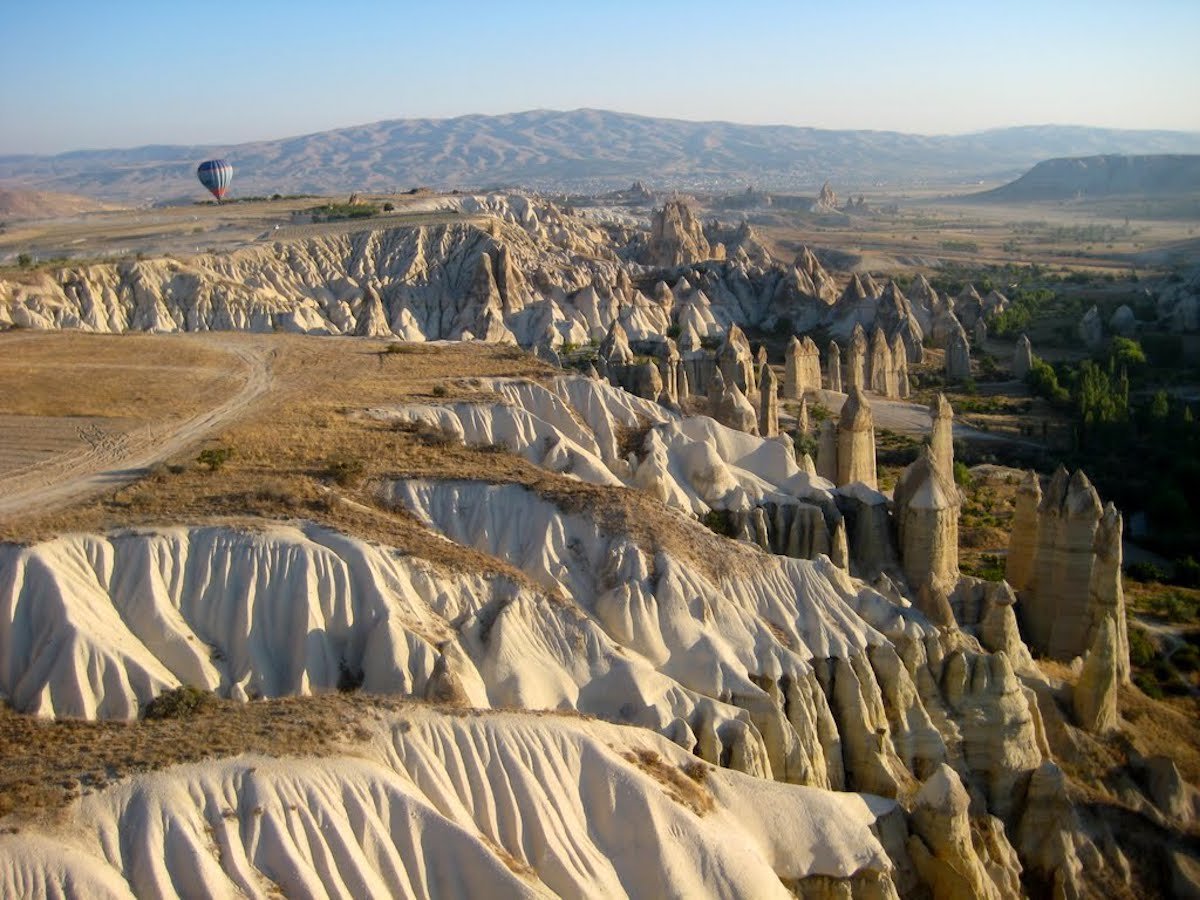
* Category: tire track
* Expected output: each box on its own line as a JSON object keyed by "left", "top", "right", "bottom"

{"left": 0, "top": 340, "right": 273, "bottom": 520}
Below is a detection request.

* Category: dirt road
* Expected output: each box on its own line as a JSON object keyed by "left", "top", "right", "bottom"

{"left": 0, "top": 339, "right": 272, "bottom": 520}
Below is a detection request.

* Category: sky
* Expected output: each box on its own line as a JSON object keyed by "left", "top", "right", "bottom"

{"left": 3, "top": 0, "right": 1199, "bottom": 155}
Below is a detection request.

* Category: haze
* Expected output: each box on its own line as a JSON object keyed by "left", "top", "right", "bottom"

{"left": 3, "top": 0, "right": 1199, "bottom": 155}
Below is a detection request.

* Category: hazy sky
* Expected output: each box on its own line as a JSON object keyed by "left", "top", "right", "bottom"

{"left": 3, "top": 0, "right": 1198, "bottom": 154}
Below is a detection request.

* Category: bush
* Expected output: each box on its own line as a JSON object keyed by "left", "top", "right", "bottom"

{"left": 1126, "top": 561, "right": 1166, "bottom": 583}
{"left": 16, "top": 253, "right": 32, "bottom": 268}
{"left": 382, "top": 202, "right": 395, "bottom": 212}
{"left": 197, "top": 446, "right": 233, "bottom": 472}
{"left": 1026, "top": 359, "right": 1069, "bottom": 405}
{"left": 325, "top": 455, "right": 365, "bottom": 487}
{"left": 953, "top": 461, "right": 973, "bottom": 486}
{"left": 701, "top": 509, "right": 738, "bottom": 538}
{"left": 143, "top": 685, "right": 215, "bottom": 720}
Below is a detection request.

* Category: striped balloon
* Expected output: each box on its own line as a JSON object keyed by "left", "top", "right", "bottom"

{"left": 196, "top": 159, "right": 233, "bottom": 201}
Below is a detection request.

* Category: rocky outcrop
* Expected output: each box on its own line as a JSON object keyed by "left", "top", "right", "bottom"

{"left": 1005, "top": 470, "right": 1041, "bottom": 592}
{"left": 1074, "top": 617, "right": 1120, "bottom": 733}
{"left": 974, "top": 317, "right": 988, "bottom": 346}
{"left": 945, "top": 323, "right": 971, "bottom": 381}
{"left": 827, "top": 340, "right": 843, "bottom": 392}
{"left": 955, "top": 285, "right": 984, "bottom": 329}
{"left": 785, "top": 336, "right": 822, "bottom": 398}
{"left": 930, "top": 394, "right": 955, "bottom": 484}
{"left": 846, "top": 324, "right": 868, "bottom": 390}
{"left": 1012, "top": 334, "right": 1034, "bottom": 380}
{"left": 877, "top": 281, "right": 924, "bottom": 363}
{"left": 908, "top": 765, "right": 1020, "bottom": 900}
{"left": 1088, "top": 503, "right": 1130, "bottom": 683}
{"left": 1016, "top": 762, "right": 1089, "bottom": 899}
{"left": 1019, "top": 468, "right": 1131, "bottom": 670}
{"left": 643, "top": 199, "right": 713, "bottom": 267}
{"left": 893, "top": 448, "right": 959, "bottom": 595}
{"left": 717, "top": 382, "right": 759, "bottom": 435}
{"left": 890, "top": 332, "right": 910, "bottom": 399}
{"left": 718, "top": 323, "right": 756, "bottom": 397}
{"left": 837, "top": 388, "right": 877, "bottom": 489}
{"left": 1078, "top": 304, "right": 1104, "bottom": 350}
{"left": 1109, "top": 304, "right": 1137, "bottom": 336}
{"left": 758, "top": 363, "right": 779, "bottom": 437}
{"left": 868, "top": 327, "right": 895, "bottom": 396}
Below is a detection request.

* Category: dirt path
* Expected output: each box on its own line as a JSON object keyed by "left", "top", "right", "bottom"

{"left": 0, "top": 340, "right": 273, "bottom": 520}
{"left": 813, "top": 389, "right": 1043, "bottom": 447}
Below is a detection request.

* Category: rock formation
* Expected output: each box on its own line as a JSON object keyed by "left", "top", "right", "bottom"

{"left": 890, "top": 331, "right": 910, "bottom": 399}
{"left": 784, "top": 336, "right": 822, "bottom": 398}
{"left": 757, "top": 363, "right": 779, "bottom": 437}
{"left": 868, "top": 327, "right": 895, "bottom": 396}
{"left": 798, "top": 398, "right": 810, "bottom": 435}
{"left": 718, "top": 324, "right": 755, "bottom": 397}
{"left": 1074, "top": 617, "right": 1120, "bottom": 733}
{"left": 908, "top": 765, "right": 1018, "bottom": 900}
{"left": 1022, "top": 469, "right": 1114, "bottom": 664}
{"left": 1078, "top": 304, "right": 1104, "bottom": 350}
{"left": 836, "top": 388, "right": 877, "bottom": 488}
{"left": 1005, "top": 471, "right": 1041, "bottom": 593}
{"left": 644, "top": 199, "right": 713, "bottom": 267}
{"left": 717, "top": 382, "right": 759, "bottom": 435}
{"left": 1089, "top": 503, "right": 1130, "bottom": 683}
{"left": 974, "top": 317, "right": 988, "bottom": 346}
{"left": 1012, "top": 334, "right": 1034, "bottom": 380}
{"left": 846, "top": 324, "right": 868, "bottom": 390}
{"left": 955, "top": 284, "right": 984, "bottom": 329}
{"left": 877, "top": 281, "right": 924, "bottom": 363}
{"left": 1109, "top": 304, "right": 1137, "bottom": 336}
{"left": 827, "top": 340, "right": 843, "bottom": 392}
{"left": 945, "top": 323, "right": 971, "bottom": 381}
{"left": 893, "top": 447, "right": 960, "bottom": 595}
{"left": 930, "top": 394, "right": 955, "bottom": 484}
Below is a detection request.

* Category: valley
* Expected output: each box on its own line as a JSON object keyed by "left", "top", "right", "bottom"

{"left": 0, "top": 176, "right": 1198, "bottom": 898}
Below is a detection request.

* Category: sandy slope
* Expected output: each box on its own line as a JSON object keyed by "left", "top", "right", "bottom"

{"left": 0, "top": 339, "right": 271, "bottom": 520}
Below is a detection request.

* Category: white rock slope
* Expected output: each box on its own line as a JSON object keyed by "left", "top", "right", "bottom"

{"left": 0, "top": 707, "right": 901, "bottom": 898}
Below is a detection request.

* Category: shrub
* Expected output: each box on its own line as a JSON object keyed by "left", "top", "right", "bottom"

{"left": 16, "top": 253, "right": 32, "bottom": 269}
{"left": 1126, "top": 561, "right": 1165, "bottom": 583}
{"left": 143, "top": 685, "right": 215, "bottom": 720}
{"left": 953, "top": 461, "right": 973, "bottom": 486}
{"left": 382, "top": 202, "right": 395, "bottom": 212}
{"left": 1026, "top": 359, "right": 1069, "bottom": 405}
{"left": 325, "top": 455, "right": 365, "bottom": 487}
{"left": 431, "top": 384, "right": 449, "bottom": 397}
{"left": 197, "top": 446, "right": 233, "bottom": 472}
{"left": 701, "top": 509, "right": 738, "bottom": 538}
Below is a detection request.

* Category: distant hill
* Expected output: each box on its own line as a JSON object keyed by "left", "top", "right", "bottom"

{"left": 2, "top": 109, "right": 1200, "bottom": 203}
{"left": 0, "top": 187, "right": 118, "bottom": 220}
{"left": 971, "top": 154, "right": 1200, "bottom": 202}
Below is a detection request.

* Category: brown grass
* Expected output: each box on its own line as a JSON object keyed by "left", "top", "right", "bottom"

{"left": 0, "top": 333, "right": 242, "bottom": 420}
{"left": 0, "top": 332, "right": 754, "bottom": 584}
{"left": 0, "top": 693, "right": 393, "bottom": 824}
{"left": 621, "top": 748, "right": 716, "bottom": 817}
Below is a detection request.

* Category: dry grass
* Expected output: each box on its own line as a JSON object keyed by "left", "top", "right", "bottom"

{"left": 0, "top": 332, "right": 753, "bottom": 584}
{"left": 0, "top": 332, "right": 242, "bottom": 420}
{"left": 0, "top": 693, "right": 394, "bottom": 824}
{"left": 621, "top": 748, "right": 715, "bottom": 817}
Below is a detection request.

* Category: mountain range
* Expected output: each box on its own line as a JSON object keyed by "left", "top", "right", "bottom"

{"left": 3, "top": 108, "right": 1200, "bottom": 203}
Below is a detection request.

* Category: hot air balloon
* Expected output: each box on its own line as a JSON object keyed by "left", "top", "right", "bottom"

{"left": 196, "top": 159, "right": 233, "bottom": 202}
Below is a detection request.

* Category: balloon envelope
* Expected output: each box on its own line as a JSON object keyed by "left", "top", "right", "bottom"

{"left": 196, "top": 159, "right": 233, "bottom": 200}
